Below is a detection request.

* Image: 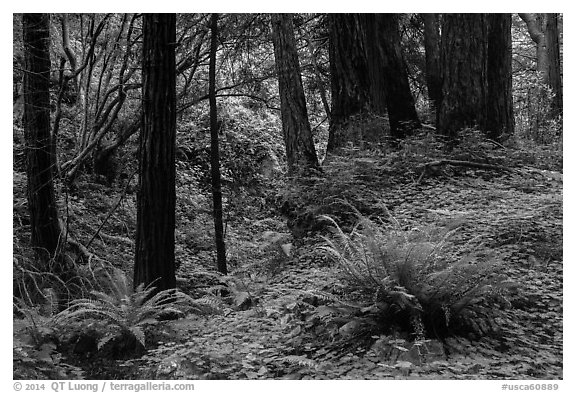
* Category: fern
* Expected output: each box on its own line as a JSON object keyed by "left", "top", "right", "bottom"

{"left": 319, "top": 214, "right": 508, "bottom": 337}
{"left": 54, "top": 268, "right": 212, "bottom": 350}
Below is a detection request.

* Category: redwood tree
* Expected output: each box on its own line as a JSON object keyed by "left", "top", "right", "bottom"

{"left": 486, "top": 13, "right": 514, "bottom": 140}
{"left": 327, "top": 13, "right": 420, "bottom": 150}
{"left": 546, "top": 13, "right": 562, "bottom": 119}
{"left": 437, "top": 14, "right": 488, "bottom": 140}
{"left": 271, "top": 13, "right": 320, "bottom": 174}
{"left": 134, "top": 14, "right": 177, "bottom": 291}
{"left": 364, "top": 13, "right": 420, "bottom": 139}
{"left": 327, "top": 14, "right": 372, "bottom": 151}
{"left": 23, "top": 13, "right": 62, "bottom": 264}
{"left": 423, "top": 13, "right": 442, "bottom": 116}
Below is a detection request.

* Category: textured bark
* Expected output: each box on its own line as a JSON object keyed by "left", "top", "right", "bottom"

{"left": 23, "top": 13, "right": 62, "bottom": 262}
{"left": 423, "top": 13, "right": 442, "bottom": 116}
{"left": 364, "top": 13, "right": 420, "bottom": 139}
{"left": 271, "top": 13, "right": 320, "bottom": 174}
{"left": 327, "top": 14, "right": 372, "bottom": 151}
{"left": 209, "top": 13, "right": 227, "bottom": 275}
{"left": 134, "top": 14, "right": 177, "bottom": 292}
{"left": 328, "top": 13, "right": 420, "bottom": 149}
{"left": 486, "top": 14, "right": 515, "bottom": 140}
{"left": 546, "top": 13, "right": 562, "bottom": 119}
{"left": 438, "top": 14, "right": 488, "bottom": 140}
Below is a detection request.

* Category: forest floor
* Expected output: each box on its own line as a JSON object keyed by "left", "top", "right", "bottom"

{"left": 13, "top": 138, "right": 563, "bottom": 380}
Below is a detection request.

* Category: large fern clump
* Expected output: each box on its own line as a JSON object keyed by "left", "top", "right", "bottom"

{"left": 54, "top": 268, "right": 209, "bottom": 352}
{"left": 319, "top": 215, "right": 510, "bottom": 339}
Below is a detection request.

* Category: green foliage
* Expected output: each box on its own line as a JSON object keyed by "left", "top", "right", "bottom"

{"left": 318, "top": 214, "right": 510, "bottom": 338}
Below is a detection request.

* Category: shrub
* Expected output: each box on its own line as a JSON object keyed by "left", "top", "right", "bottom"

{"left": 318, "top": 215, "right": 510, "bottom": 339}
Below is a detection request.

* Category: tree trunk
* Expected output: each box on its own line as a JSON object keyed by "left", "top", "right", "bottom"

{"left": 437, "top": 14, "right": 488, "bottom": 140}
{"left": 518, "top": 13, "right": 549, "bottom": 82}
{"left": 271, "top": 13, "right": 320, "bottom": 174}
{"left": 327, "top": 14, "right": 372, "bottom": 151}
{"left": 518, "top": 13, "right": 563, "bottom": 121}
{"left": 22, "top": 13, "right": 62, "bottom": 264}
{"left": 423, "top": 13, "right": 442, "bottom": 118}
{"left": 302, "top": 29, "right": 331, "bottom": 122}
{"left": 486, "top": 13, "right": 514, "bottom": 140}
{"left": 209, "top": 13, "right": 227, "bottom": 275}
{"left": 364, "top": 13, "right": 420, "bottom": 140}
{"left": 134, "top": 14, "right": 177, "bottom": 292}
{"left": 546, "top": 13, "right": 562, "bottom": 119}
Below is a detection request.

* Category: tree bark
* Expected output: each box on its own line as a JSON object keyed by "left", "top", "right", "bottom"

{"left": 327, "top": 14, "right": 372, "bottom": 151}
{"left": 518, "top": 13, "right": 549, "bottom": 82}
{"left": 271, "top": 13, "right": 320, "bottom": 174}
{"left": 423, "top": 13, "right": 442, "bottom": 117}
{"left": 364, "top": 13, "right": 420, "bottom": 140}
{"left": 134, "top": 14, "right": 177, "bottom": 292}
{"left": 22, "top": 13, "right": 62, "bottom": 264}
{"left": 518, "top": 13, "right": 562, "bottom": 121}
{"left": 209, "top": 13, "right": 227, "bottom": 275}
{"left": 437, "top": 14, "right": 488, "bottom": 140}
{"left": 546, "top": 13, "right": 562, "bottom": 119}
{"left": 486, "top": 13, "right": 515, "bottom": 140}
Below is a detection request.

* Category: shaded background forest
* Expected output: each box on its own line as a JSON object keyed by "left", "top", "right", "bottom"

{"left": 12, "top": 13, "right": 563, "bottom": 380}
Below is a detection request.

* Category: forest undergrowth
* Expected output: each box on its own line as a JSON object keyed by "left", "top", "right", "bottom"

{"left": 13, "top": 134, "right": 562, "bottom": 380}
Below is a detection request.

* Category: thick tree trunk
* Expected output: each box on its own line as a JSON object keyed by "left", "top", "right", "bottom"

{"left": 209, "top": 13, "right": 227, "bottom": 275}
{"left": 134, "top": 14, "right": 177, "bottom": 292}
{"left": 327, "top": 14, "right": 372, "bottom": 151}
{"left": 546, "top": 13, "right": 562, "bottom": 119}
{"left": 486, "top": 14, "right": 514, "bottom": 140}
{"left": 437, "top": 14, "right": 488, "bottom": 140}
{"left": 23, "top": 13, "right": 62, "bottom": 263}
{"left": 271, "top": 13, "right": 320, "bottom": 174}
{"left": 423, "top": 13, "right": 442, "bottom": 118}
{"left": 365, "top": 13, "right": 420, "bottom": 140}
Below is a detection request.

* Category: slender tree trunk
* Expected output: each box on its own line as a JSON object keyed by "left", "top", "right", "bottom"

{"left": 271, "top": 13, "right": 320, "bottom": 174}
{"left": 134, "top": 14, "right": 177, "bottom": 292}
{"left": 518, "top": 13, "right": 549, "bottom": 82}
{"left": 209, "top": 13, "right": 227, "bottom": 275}
{"left": 302, "top": 30, "right": 331, "bottom": 122}
{"left": 546, "top": 13, "right": 562, "bottom": 119}
{"left": 437, "top": 14, "right": 488, "bottom": 140}
{"left": 423, "top": 13, "right": 442, "bottom": 118}
{"left": 365, "top": 13, "right": 420, "bottom": 140}
{"left": 327, "top": 14, "right": 372, "bottom": 151}
{"left": 486, "top": 13, "right": 515, "bottom": 140}
{"left": 23, "top": 13, "right": 62, "bottom": 264}
{"left": 518, "top": 13, "right": 563, "bottom": 121}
